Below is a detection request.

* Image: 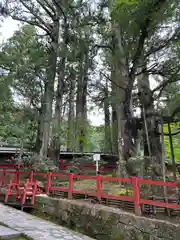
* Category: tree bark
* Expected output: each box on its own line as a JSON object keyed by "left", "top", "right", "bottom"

{"left": 137, "top": 64, "right": 162, "bottom": 176}
{"left": 35, "top": 108, "right": 43, "bottom": 152}
{"left": 40, "top": 18, "right": 60, "bottom": 159}
{"left": 111, "top": 68, "right": 118, "bottom": 154}
{"left": 112, "top": 25, "right": 136, "bottom": 177}
{"left": 51, "top": 18, "right": 68, "bottom": 164}
{"left": 67, "top": 74, "right": 76, "bottom": 151}
{"left": 104, "top": 79, "right": 112, "bottom": 153}
{"left": 76, "top": 51, "right": 88, "bottom": 152}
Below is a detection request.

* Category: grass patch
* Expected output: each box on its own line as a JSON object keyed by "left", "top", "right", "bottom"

{"left": 50, "top": 174, "right": 133, "bottom": 196}
{"left": 73, "top": 179, "right": 133, "bottom": 196}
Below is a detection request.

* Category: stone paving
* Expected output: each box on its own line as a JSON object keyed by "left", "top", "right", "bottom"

{"left": 0, "top": 225, "right": 21, "bottom": 238}
{"left": 0, "top": 203, "right": 95, "bottom": 240}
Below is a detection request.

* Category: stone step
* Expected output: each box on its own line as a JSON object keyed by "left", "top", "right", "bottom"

{"left": 0, "top": 203, "right": 95, "bottom": 240}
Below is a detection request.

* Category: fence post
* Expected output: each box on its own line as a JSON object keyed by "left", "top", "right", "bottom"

{"left": 68, "top": 173, "right": 74, "bottom": 199}
{"left": 132, "top": 176, "right": 141, "bottom": 216}
{"left": 45, "top": 172, "right": 52, "bottom": 194}
{"left": 96, "top": 174, "right": 102, "bottom": 202}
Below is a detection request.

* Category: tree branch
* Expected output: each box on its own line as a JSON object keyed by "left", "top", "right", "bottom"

{"left": 36, "top": 0, "right": 55, "bottom": 20}
{"left": 19, "top": 0, "right": 52, "bottom": 32}
{"left": 0, "top": 65, "right": 10, "bottom": 71}
{"left": 135, "top": 63, "right": 162, "bottom": 76}
{"left": 52, "top": 0, "right": 67, "bottom": 21}
{"left": 145, "top": 26, "right": 180, "bottom": 58}
{"left": 10, "top": 15, "right": 50, "bottom": 35}
{"left": 152, "top": 68, "right": 180, "bottom": 93}
{"left": 129, "top": 22, "right": 149, "bottom": 79}
{"left": 99, "top": 70, "right": 126, "bottom": 91}
{"left": 129, "top": 0, "right": 167, "bottom": 79}
{"left": 43, "top": 0, "right": 56, "bottom": 14}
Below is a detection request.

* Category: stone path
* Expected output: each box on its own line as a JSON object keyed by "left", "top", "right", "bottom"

{"left": 0, "top": 203, "right": 95, "bottom": 240}
{"left": 0, "top": 225, "right": 21, "bottom": 238}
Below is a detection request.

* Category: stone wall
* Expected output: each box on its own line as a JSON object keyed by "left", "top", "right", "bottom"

{"left": 35, "top": 195, "right": 180, "bottom": 240}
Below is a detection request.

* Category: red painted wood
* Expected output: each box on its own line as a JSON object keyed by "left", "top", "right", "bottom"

{"left": 31, "top": 181, "right": 38, "bottom": 205}
{"left": 21, "top": 179, "right": 38, "bottom": 205}
{"left": 45, "top": 172, "right": 52, "bottom": 194}
{"left": 139, "top": 179, "right": 177, "bottom": 187}
{"left": 5, "top": 180, "right": 21, "bottom": 203}
{"left": 96, "top": 174, "right": 102, "bottom": 201}
{"left": 21, "top": 180, "right": 28, "bottom": 205}
{"left": 132, "top": 177, "right": 141, "bottom": 215}
{"left": 1, "top": 166, "right": 180, "bottom": 214}
{"left": 68, "top": 174, "right": 74, "bottom": 199}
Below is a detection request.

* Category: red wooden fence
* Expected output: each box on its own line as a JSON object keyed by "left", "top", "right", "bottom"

{"left": 0, "top": 167, "right": 180, "bottom": 216}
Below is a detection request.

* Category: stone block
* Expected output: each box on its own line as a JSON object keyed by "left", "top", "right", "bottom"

{"left": 36, "top": 195, "right": 180, "bottom": 240}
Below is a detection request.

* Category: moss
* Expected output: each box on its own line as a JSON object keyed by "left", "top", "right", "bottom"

{"left": 34, "top": 196, "right": 180, "bottom": 240}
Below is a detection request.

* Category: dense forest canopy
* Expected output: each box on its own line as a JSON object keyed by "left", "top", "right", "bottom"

{"left": 0, "top": 0, "right": 179, "bottom": 175}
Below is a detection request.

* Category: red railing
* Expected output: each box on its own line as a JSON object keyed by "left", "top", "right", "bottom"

{"left": 0, "top": 167, "right": 180, "bottom": 215}
{"left": 5, "top": 178, "right": 38, "bottom": 205}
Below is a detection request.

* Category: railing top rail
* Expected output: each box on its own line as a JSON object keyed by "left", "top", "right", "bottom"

{"left": 0, "top": 167, "right": 179, "bottom": 188}
{"left": 139, "top": 178, "right": 178, "bottom": 187}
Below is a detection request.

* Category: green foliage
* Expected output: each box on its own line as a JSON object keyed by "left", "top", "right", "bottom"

{"left": 14, "top": 149, "right": 57, "bottom": 172}
{"left": 162, "top": 82, "right": 180, "bottom": 118}
{"left": 87, "top": 125, "right": 105, "bottom": 152}
{"left": 161, "top": 83, "right": 180, "bottom": 162}
{"left": 1, "top": 24, "right": 46, "bottom": 105}
{"left": 0, "top": 24, "right": 47, "bottom": 146}
{"left": 111, "top": 0, "right": 175, "bottom": 59}
{"left": 163, "top": 123, "right": 180, "bottom": 162}
{"left": 0, "top": 0, "right": 179, "bottom": 169}
{"left": 112, "top": 0, "right": 137, "bottom": 16}
{"left": 55, "top": 120, "right": 105, "bottom": 152}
